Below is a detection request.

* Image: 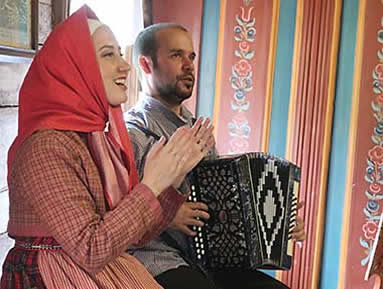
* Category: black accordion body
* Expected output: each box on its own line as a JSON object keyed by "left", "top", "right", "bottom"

{"left": 188, "top": 152, "right": 300, "bottom": 271}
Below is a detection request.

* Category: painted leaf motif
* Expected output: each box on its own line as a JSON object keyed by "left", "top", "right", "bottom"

{"left": 364, "top": 208, "right": 372, "bottom": 218}
{"left": 231, "top": 79, "right": 239, "bottom": 90}
{"left": 236, "top": 15, "right": 244, "bottom": 26}
{"left": 232, "top": 67, "right": 239, "bottom": 78}
{"left": 366, "top": 190, "right": 374, "bottom": 199}
{"left": 245, "top": 51, "right": 255, "bottom": 59}
{"left": 379, "top": 49, "right": 383, "bottom": 61}
{"left": 367, "top": 159, "right": 375, "bottom": 168}
{"left": 246, "top": 18, "right": 256, "bottom": 27}
{"left": 361, "top": 255, "right": 370, "bottom": 266}
{"left": 360, "top": 237, "right": 370, "bottom": 249}
{"left": 373, "top": 70, "right": 379, "bottom": 81}
{"left": 372, "top": 102, "right": 381, "bottom": 112}
{"left": 374, "top": 86, "right": 383, "bottom": 94}
{"left": 235, "top": 50, "right": 242, "bottom": 58}
{"left": 372, "top": 135, "right": 381, "bottom": 145}
{"left": 366, "top": 174, "right": 374, "bottom": 183}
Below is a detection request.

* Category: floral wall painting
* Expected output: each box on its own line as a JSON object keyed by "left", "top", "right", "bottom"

{"left": 343, "top": 1, "right": 383, "bottom": 288}
{"left": 214, "top": 0, "right": 274, "bottom": 154}
{"left": 360, "top": 9, "right": 383, "bottom": 270}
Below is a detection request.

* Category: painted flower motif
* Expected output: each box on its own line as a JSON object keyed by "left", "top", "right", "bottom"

{"left": 234, "top": 89, "right": 246, "bottom": 101}
{"left": 234, "top": 26, "right": 243, "bottom": 34}
{"left": 369, "top": 145, "right": 383, "bottom": 165}
{"left": 370, "top": 182, "right": 381, "bottom": 193}
{"left": 377, "top": 122, "right": 383, "bottom": 134}
{"left": 243, "top": 77, "right": 253, "bottom": 88}
{"left": 362, "top": 221, "right": 378, "bottom": 240}
{"left": 246, "top": 28, "right": 256, "bottom": 40}
{"left": 376, "top": 63, "right": 383, "bottom": 81}
{"left": 366, "top": 166, "right": 375, "bottom": 183}
{"left": 234, "top": 59, "right": 252, "bottom": 77}
{"left": 367, "top": 200, "right": 379, "bottom": 213}
{"left": 239, "top": 41, "right": 250, "bottom": 53}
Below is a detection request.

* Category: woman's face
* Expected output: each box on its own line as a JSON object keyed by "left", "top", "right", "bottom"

{"left": 92, "top": 25, "right": 130, "bottom": 106}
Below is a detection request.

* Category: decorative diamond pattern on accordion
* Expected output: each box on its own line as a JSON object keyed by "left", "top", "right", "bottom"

{"left": 188, "top": 152, "right": 300, "bottom": 271}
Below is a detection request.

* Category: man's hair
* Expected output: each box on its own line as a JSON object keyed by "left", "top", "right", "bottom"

{"left": 133, "top": 23, "right": 187, "bottom": 67}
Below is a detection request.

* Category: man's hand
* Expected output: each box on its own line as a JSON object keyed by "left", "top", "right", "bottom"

{"left": 292, "top": 202, "right": 306, "bottom": 242}
{"left": 169, "top": 202, "right": 210, "bottom": 236}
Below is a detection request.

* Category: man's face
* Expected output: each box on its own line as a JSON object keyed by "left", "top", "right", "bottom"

{"left": 151, "top": 28, "right": 196, "bottom": 105}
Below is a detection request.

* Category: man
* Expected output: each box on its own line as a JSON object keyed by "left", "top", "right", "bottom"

{"left": 125, "top": 23, "right": 305, "bottom": 289}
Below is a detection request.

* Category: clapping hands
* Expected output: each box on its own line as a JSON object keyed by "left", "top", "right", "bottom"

{"left": 141, "top": 117, "right": 215, "bottom": 196}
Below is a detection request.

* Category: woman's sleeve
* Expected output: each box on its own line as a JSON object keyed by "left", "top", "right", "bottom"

{"left": 11, "top": 132, "right": 184, "bottom": 273}
{"left": 133, "top": 186, "right": 187, "bottom": 246}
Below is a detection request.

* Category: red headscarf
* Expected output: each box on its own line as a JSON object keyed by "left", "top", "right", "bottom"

{"left": 7, "top": 5, "right": 138, "bottom": 209}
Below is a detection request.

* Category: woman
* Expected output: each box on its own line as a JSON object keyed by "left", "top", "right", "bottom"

{"left": 1, "top": 5, "right": 214, "bottom": 289}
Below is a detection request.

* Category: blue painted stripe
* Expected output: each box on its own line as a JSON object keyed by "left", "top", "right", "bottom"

{"left": 320, "top": 0, "right": 359, "bottom": 288}
{"left": 268, "top": 0, "right": 297, "bottom": 158}
{"left": 196, "top": 0, "right": 220, "bottom": 119}
{"left": 263, "top": 0, "right": 297, "bottom": 279}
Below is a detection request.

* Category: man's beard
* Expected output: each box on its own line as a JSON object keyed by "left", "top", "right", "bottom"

{"left": 156, "top": 78, "right": 194, "bottom": 105}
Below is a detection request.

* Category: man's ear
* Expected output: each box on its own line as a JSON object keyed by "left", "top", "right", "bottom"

{"left": 138, "top": 55, "right": 153, "bottom": 74}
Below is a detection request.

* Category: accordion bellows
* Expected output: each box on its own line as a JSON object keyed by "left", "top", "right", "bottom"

{"left": 188, "top": 152, "right": 300, "bottom": 271}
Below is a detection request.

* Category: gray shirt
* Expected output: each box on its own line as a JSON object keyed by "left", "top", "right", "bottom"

{"left": 124, "top": 94, "right": 194, "bottom": 277}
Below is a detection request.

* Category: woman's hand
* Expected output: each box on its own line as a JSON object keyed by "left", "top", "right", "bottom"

{"left": 172, "top": 117, "right": 215, "bottom": 188}
{"left": 141, "top": 118, "right": 215, "bottom": 196}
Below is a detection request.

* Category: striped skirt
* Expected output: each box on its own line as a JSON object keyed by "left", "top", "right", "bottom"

{"left": 1, "top": 237, "right": 163, "bottom": 289}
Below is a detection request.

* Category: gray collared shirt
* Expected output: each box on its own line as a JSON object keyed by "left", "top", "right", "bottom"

{"left": 124, "top": 94, "right": 195, "bottom": 277}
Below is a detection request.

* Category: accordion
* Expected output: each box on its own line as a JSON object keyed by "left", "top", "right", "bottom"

{"left": 187, "top": 152, "right": 300, "bottom": 271}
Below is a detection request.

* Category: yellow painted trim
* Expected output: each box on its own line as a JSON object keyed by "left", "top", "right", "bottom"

{"left": 311, "top": 1, "right": 343, "bottom": 289}
{"left": 212, "top": 0, "right": 227, "bottom": 139}
{"left": 337, "top": 0, "right": 366, "bottom": 288}
{"left": 262, "top": 0, "right": 280, "bottom": 152}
